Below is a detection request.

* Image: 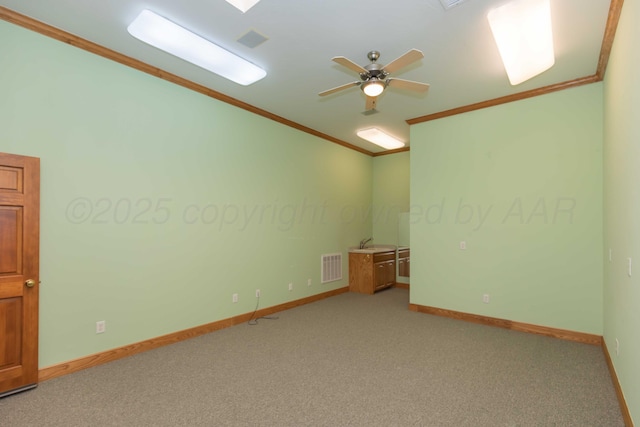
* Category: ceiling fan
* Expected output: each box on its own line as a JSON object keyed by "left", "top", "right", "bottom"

{"left": 318, "top": 49, "right": 430, "bottom": 111}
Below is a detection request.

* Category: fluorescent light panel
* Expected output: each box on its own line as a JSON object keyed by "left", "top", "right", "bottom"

{"left": 487, "top": 0, "right": 554, "bottom": 85}
{"left": 226, "top": 0, "right": 261, "bottom": 13}
{"left": 127, "top": 10, "right": 266, "bottom": 86}
{"left": 357, "top": 128, "right": 405, "bottom": 150}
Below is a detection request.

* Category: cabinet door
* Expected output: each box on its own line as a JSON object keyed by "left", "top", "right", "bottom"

{"left": 374, "top": 260, "right": 396, "bottom": 290}
{"left": 399, "top": 258, "right": 411, "bottom": 277}
{"left": 384, "top": 261, "right": 396, "bottom": 287}
{"left": 374, "top": 262, "right": 388, "bottom": 290}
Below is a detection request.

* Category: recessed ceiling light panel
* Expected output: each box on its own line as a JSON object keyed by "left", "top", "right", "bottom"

{"left": 357, "top": 128, "right": 405, "bottom": 150}
{"left": 127, "top": 9, "right": 266, "bottom": 85}
{"left": 487, "top": 0, "right": 555, "bottom": 85}
{"left": 226, "top": 0, "right": 261, "bottom": 13}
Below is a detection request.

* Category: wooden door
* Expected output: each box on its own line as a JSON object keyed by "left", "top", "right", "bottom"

{"left": 0, "top": 152, "right": 40, "bottom": 398}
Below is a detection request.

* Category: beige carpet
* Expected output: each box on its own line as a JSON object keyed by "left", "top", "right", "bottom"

{"left": 0, "top": 288, "right": 624, "bottom": 426}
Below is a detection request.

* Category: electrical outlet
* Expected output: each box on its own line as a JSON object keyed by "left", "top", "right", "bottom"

{"left": 232, "top": 293, "right": 238, "bottom": 303}
{"left": 460, "top": 241, "right": 466, "bottom": 250}
{"left": 256, "top": 289, "right": 261, "bottom": 298}
{"left": 96, "top": 320, "right": 106, "bottom": 334}
{"left": 307, "top": 278, "right": 312, "bottom": 286}
{"left": 288, "top": 282, "right": 293, "bottom": 291}
{"left": 482, "top": 294, "right": 490, "bottom": 304}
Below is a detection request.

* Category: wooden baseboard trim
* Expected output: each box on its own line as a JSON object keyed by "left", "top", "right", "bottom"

{"left": 394, "top": 283, "right": 410, "bottom": 290}
{"left": 602, "top": 340, "right": 634, "bottom": 426}
{"left": 408, "top": 303, "right": 602, "bottom": 346}
{"left": 39, "top": 287, "right": 349, "bottom": 382}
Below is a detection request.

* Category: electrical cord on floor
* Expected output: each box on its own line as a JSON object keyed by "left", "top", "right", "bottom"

{"left": 247, "top": 295, "right": 279, "bottom": 325}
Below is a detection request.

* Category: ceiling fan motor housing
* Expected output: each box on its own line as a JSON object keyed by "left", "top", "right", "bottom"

{"left": 361, "top": 63, "right": 387, "bottom": 81}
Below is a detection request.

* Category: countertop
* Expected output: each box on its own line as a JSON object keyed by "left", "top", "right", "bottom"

{"left": 348, "top": 245, "right": 397, "bottom": 254}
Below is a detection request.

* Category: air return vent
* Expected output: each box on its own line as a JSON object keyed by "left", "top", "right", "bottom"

{"left": 440, "top": 0, "right": 468, "bottom": 10}
{"left": 237, "top": 29, "right": 268, "bottom": 48}
{"left": 321, "top": 253, "right": 342, "bottom": 283}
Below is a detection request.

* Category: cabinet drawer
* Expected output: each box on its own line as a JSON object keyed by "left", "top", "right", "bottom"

{"left": 373, "top": 251, "right": 395, "bottom": 263}
{"left": 398, "top": 249, "right": 410, "bottom": 258}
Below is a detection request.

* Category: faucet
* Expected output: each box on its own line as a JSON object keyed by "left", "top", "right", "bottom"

{"left": 359, "top": 237, "right": 373, "bottom": 249}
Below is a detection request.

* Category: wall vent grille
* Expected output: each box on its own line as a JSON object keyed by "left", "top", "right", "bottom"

{"left": 321, "top": 253, "right": 342, "bottom": 283}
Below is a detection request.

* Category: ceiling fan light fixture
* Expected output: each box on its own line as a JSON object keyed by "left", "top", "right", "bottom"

{"left": 127, "top": 9, "right": 266, "bottom": 85}
{"left": 362, "top": 79, "right": 385, "bottom": 97}
{"left": 487, "top": 0, "right": 555, "bottom": 85}
{"left": 357, "top": 128, "right": 405, "bottom": 150}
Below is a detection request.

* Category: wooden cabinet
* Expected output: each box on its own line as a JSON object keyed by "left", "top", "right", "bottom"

{"left": 374, "top": 252, "right": 396, "bottom": 291}
{"left": 398, "top": 248, "right": 410, "bottom": 277}
{"left": 349, "top": 250, "right": 396, "bottom": 294}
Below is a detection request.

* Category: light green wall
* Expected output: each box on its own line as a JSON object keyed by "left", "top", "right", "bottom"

{"left": 4, "top": 15, "right": 634, "bottom": 422}
{"left": 603, "top": 0, "right": 640, "bottom": 422}
{"left": 410, "top": 84, "right": 603, "bottom": 334}
{"left": 372, "top": 152, "right": 410, "bottom": 284}
{"left": 372, "top": 152, "right": 410, "bottom": 246}
{"left": 0, "top": 21, "right": 372, "bottom": 367}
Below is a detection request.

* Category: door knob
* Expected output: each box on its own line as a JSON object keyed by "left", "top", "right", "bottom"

{"left": 25, "top": 279, "right": 36, "bottom": 288}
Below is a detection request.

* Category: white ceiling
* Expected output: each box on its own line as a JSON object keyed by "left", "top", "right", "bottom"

{"left": 0, "top": 0, "right": 613, "bottom": 153}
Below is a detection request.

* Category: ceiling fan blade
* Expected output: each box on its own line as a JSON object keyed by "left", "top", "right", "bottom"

{"left": 332, "top": 56, "right": 368, "bottom": 74}
{"left": 318, "top": 81, "right": 360, "bottom": 96}
{"left": 365, "top": 95, "right": 378, "bottom": 111}
{"left": 383, "top": 49, "right": 424, "bottom": 74}
{"left": 387, "top": 78, "right": 430, "bottom": 93}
